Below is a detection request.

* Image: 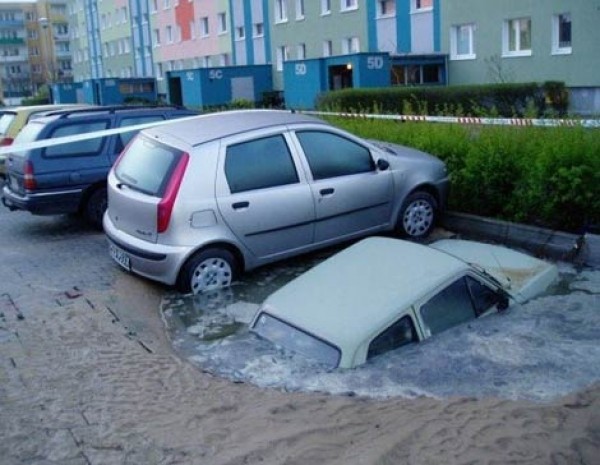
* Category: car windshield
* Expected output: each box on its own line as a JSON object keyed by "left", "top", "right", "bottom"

{"left": 114, "top": 134, "right": 183, "bottom": 196}
{"left": 0, "top": 113, "right": 16, "bottom": 135}
{"left": 252, "top": 312, "right": 341, "bottom": 368}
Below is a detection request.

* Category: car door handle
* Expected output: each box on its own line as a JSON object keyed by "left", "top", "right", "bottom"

{"left": 232, "top": 201, "right": 249, "bottom": 210}
{"left": 320, "top": 188, "right": 334, "bottom": 196}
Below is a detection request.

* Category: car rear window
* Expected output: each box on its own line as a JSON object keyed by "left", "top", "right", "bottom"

{"left": 114, "top": 134, "right": 184, "bottom": 196}
{"left": 252, "top": 312, "right": 341, "bottom": 368}
{"left": 0, "top": 113, "right": 16, "bottom": 135}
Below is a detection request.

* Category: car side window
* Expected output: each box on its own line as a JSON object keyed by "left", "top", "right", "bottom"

{"left": 420, "top": 277, "right": 476, "bottom": 336}
{"left": 367, "top": 315, "right": 417, "bottom": 361}
{"left": 296, "top": 130, "right": 375, "bottom": 180}
{"left": 44, "top": 121, "right": 109, "bottom": 158}
{"left": 466, "top": 276, "right": 503, "bottom": 316}
{"left": 115, "top": 115, "right": 164, "bottom": 153}
{"left": 225, "top": 135, "right": 299, "bottom": 194}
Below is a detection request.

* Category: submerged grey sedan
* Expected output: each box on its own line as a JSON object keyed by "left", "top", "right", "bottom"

{"left": 104, "top": 110, "right": 449, "bottom": 294}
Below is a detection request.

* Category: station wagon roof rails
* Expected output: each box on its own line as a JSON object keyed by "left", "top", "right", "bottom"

{"left": 52, "top": 105, "right": 185, "bottom": 119}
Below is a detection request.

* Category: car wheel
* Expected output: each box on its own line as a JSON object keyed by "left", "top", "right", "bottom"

{"left": 178, "top": 248, "right": 238, "bottom": 295}
{"left": 84, "top": 187, "right": 107, "bottom": 230}
{"left": 397, "top": 191, "right": 438, "bottom": 239}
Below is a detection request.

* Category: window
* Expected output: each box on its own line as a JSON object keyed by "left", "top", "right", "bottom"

{"left": 341, "top": 0, "right": 357, "bottom": 12}
{"left": 296, "top": 0, "right": 305, "bottom": 20}
{"left": 253, "top": 22, "right": 264, "bottom": 37}
{"left": 503, "top": 17, "right": 532, "bottom": 56}
{"left": 235, "top": 26, "right": 245, "bottom": 40}
{"left": 190, "top": 20, "right": 195, "bottom": 39}
{"left": 275, "top": 0, "right": 288, "bottom": 23}
{"left": 377, "top": 0, "right": 395, "bottom": 17}
{"left": 151, "top": 0, "right": 158, "bottom": 13}
{"left": 413, "top": 0, "right": 432, "bottom": 11}
{"left": 218, "top": 12, "right": 227, "bottom": 34}
{"left": 367, "top": 316, "right": 417, "bottom": 360}
{"left": 200, "top": 17, "right": 209, "bottom": 36}
{"left": 419, "top": 276, "right": 501, "bottom": 337}
{"left": 276, "top": 45, "right": 289, "bottom": 71}
{"left": 153, "top": 28, "right": 160, "bottom": 46}
{"left": 450, "top": 23, "right": 475, "bottom": 60}
{"left": 323, "top": 39, "right": 332, "bottom": 57}
{"left": 297, "top": 43, "right": 306, "bottom": 60}
{"left": 296, "top": 131, "right": 374, "bottom": 180}
{"left": 321, "top": 0, "right": 331, "bottom": 15}
{"left": 552, "top": 13, "right": 571, "bottom": 54}
{"left": 166, "top": 25, "right": 173, "bottom": 43}
{"left": 225, "top": 135, "right": 298, "bottom": 193}
{"left": 202, "top": 56, "right": 211, "bottom": 67}
{"left": 220, "top": 53, "right": 230, "bottom": 66}
{"left": 45, "top": 122, "right": 109, "bottom": 158}
{"left": 163, "top": 0, "right": 170, "bottom": 9}
{"left": 342, "top": 37, "right": 360, "bottom": 54}
{"left": 116, "top": 116, "right": 164, "bottom": 153}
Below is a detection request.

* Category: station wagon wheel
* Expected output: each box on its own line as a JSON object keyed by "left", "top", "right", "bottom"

{"left": 397, "top": 191, "right": 438, "bottom": 239}
{"left": 84, "top": 187, "right": 108, "bottom": 230}
{"left": 178, "top": 248, "right": 238, "bottom": 295}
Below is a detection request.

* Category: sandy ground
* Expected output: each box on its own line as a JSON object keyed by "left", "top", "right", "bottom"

{"left": 1, "top": 266, "right": 599, "bottom": 465}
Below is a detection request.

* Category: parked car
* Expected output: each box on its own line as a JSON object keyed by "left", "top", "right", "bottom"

{"left": 103, "top": 109, "right": 450, "bottom": 294}
{"left": 0, "top": 104, "right": 91, "bottom": 180}
{"left": 2, "top": 105, "right": 198, "bottom": 227}
{"left": 250, "top": 237, "right": 559, "bottom": 369}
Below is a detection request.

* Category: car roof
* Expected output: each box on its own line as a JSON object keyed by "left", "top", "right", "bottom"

{"left": 262, "top": 237, "right": 470, "bottom": 361}
{"left": 30, "top": 105, "right": 196, "bottom": 124}
{"left": 146, "top": 109, "right": 328, "bottom": 146}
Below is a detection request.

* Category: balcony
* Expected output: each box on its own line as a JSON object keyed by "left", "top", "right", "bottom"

{"left": 0, "top": 19, "right": 25, "bottom": 28}
{"left": 0, "top": 38, "right": 25, "bottom": 45}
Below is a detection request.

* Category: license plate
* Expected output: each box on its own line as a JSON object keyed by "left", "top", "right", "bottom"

{"left": 109, "top": 243, "right": 130, "bottom": 271}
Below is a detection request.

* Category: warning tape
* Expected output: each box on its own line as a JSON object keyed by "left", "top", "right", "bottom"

{"left": 301, "top": 110, "right": 600, "bottom": 128}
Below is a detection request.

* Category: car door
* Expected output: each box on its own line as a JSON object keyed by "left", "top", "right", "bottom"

{"left": 215, "top": 131, "right": 315, "bottom": 259}
{"left": 293, "top": 129, "right": 393, "bottom": 244}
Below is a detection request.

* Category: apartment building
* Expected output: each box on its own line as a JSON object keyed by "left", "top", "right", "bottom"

{"left": 0, "top": 0, "right": 72, "bottom": 104}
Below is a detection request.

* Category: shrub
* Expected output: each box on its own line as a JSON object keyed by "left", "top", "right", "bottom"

{"left": 325, "top": 117, "right": 599, "bottom": 233}
{"left": 316, "top": 82, "right": 568, "bottom": 118}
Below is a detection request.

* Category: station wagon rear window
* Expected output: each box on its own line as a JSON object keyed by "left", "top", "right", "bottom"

{"left": 115, "top": 134, "right": 183, "bottom": 196}
{"left": 252, "top": 312, "right": 341, "bottom": 368}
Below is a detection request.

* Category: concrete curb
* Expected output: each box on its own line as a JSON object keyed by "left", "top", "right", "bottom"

{"left": 441, "top": 211, "right": 599, "bottom": 268}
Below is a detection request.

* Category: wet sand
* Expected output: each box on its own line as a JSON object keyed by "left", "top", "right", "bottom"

{"left": 1, "top": 271, "right": 598, "bottom": 465}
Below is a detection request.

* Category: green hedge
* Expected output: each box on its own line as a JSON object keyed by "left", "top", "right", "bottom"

{"left": 326, "top": 117, "right": 599, "bottom": 233}
{"left": 316, "top": 82, "right": 568, "bottom": 118}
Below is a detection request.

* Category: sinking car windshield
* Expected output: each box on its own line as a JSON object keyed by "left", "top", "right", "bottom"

{"left": 114, "top": 134, "right": 182, "bottom": 196}
{"left": 252, "top": 312, "right": 341, "bottom": 368}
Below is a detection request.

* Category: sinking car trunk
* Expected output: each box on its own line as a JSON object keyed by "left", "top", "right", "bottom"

{"left": 109, "top": 134, "right": 186, "bottom": 244}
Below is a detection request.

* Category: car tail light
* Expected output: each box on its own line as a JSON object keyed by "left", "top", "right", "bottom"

{"left": 23, "top": 160, "right": 36, "bottom": 190}
{"left": 0, "top": 137, "right": 13, "bottom": 146}
{"left": 157, "top": 153, "right": 189, "bottom": 234}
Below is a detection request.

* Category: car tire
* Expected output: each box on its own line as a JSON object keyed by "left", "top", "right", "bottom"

{"left": 84, "top": 187, "right": 107, "bottom": 230}
{"left": 178, "top": 248, "right": 238, "bottom": 295}
{"left": 397, "top": 191, "right": 438, "bottom": 239}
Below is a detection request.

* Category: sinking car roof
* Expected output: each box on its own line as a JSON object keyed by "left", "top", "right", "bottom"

{"left": 260, "top": 237, "right": 471, "bottom": 357}
{"left": 144, "top": 109, "right": 328, "bottom": 147}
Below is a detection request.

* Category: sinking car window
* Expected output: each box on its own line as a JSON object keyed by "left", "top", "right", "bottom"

{"left": 225, "top": 135, "right": 298, "bottom": 194}
{"left": 252, "top": 312, "right": 340, "bottom": 368}
{"left": 420, "top": 277, "right": 476, "bottom": 336}
{"left": 466, "top": 276, "right": 503, "bottom": 316}
{"left": 296, "top": 130, "right": 375, "bottom": 180}
{"left": 367, "top": 315, "right": 417, "bottom": 361}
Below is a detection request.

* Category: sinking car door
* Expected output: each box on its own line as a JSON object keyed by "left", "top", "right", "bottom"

{"left": 216, "top": 131, "right": 315, "bottom": 259}
{"left": 294, "top": 129, "right": 393, "bottom": 244}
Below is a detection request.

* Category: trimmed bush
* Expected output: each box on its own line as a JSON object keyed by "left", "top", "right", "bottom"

{"left": 316, "top": 82, "right": 568, "bottom": 118}
{"left": 326, "top": 117, "right": 599, "bottom": 233}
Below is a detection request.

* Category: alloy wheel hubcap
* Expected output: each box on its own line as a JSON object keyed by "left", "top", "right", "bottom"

{"left": 403, "top": 200, "right": 433, "bottom": 236}
{"left": 191, "top": 258, "right": 233, "bottom": 294}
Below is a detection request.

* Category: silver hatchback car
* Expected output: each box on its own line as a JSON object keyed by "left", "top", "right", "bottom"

{"left": 104, "top": 110, "right": 449, "bottom": 294}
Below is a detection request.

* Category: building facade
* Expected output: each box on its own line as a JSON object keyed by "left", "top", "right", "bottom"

{"left": 442, "top": 0, "right": 600, "bottom": 114}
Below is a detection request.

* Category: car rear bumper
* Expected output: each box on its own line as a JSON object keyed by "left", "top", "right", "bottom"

{"left": 2, "top": 184, "right": 82, "bottom": 215}
{"left": 103, "top": 212, "right": 192, "bottom": 286}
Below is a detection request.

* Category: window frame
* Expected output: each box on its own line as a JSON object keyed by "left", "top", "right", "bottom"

{"left": 377, "top": 0, "right": 396, "bottom": 18}
{"left": 367, "top": 315, "right": 417, "bottom": 361}
{"left": 503, "top": 17, "right": 532, "bottom": 57}
{"left": 552, "top": 13, "right": 572, "bottom": 55}
{"left": 450, "top": 23, "right": 476, "bottom": 60}
{"left": 217, "top": 12, "right": 227, "bottom": 35}
{"left": 340, "top": 0, "right": 358, "bottom": 13}
{"left": 321, "top": 0, "right": 331, "bottom": 16}
{"left": 412, "top": 0, "right": 432, "bottom": 13}
{"left": 275, "top": 0, "right": 288, "bottom": 24}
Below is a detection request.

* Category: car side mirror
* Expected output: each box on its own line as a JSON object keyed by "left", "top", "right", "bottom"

{"left": 496, "top": 295, "right": 509, "bottom": 312}
{"left": 376, "top": 159, "right": 389, "bottom": 171}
